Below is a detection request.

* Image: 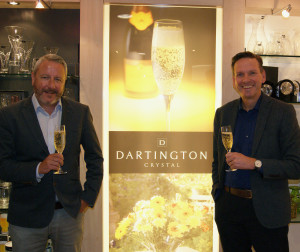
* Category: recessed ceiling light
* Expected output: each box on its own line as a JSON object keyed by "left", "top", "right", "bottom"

{"left": 7, "top": 1, "right": 20, "bottom": 5}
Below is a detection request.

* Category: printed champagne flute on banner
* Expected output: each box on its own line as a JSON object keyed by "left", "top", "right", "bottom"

{"left": 54, "top": 125, "right": 67, "bottom": 174}
{"left": 151, "top": 19, "right": 185, "bottom": 131}
{"left": 221, "top": 125, "right": 236, "bottom": 172}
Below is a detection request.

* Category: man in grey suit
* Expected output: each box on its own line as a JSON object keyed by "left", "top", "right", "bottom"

{"left": 212, "top": 51, "right": 300, "bottom": 252}
{"left": 0, "top": 54, "right": 103, "bottom": 252}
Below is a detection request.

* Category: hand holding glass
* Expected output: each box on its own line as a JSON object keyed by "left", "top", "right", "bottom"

{"left": 221, "top": 126, "right": 236, "bottom": 172}
{"left": 54, "top": 125, "right": 67, "bottom": 175}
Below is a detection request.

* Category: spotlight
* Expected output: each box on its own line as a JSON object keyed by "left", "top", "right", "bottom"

{"left": 35, "top": 0, "right": 44, "bottom": 9}
{"left": 272, "top": 4, "right": 292, "bottom": 18}
{"left": 282, "top": 4, "right": 292, "bottom": 18}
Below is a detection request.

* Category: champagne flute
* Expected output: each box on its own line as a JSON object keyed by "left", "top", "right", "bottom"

{"left": 54, "top": 125, "right": 67, "bottom": 175}
{"left": 151, "top": 19, "right": 185, "bottom": 131}
{"left": 221, "top": 125, "right": 236, "bottom": 172}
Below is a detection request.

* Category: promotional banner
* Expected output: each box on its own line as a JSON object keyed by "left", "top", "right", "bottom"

{"left": 108, "top": 5, "right": 217, "bottom": 252}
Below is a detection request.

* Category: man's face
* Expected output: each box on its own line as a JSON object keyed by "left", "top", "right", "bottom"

{"left": 32, "top": 60, "right": 66, "bottom": 109}
{"left": 232, "top": 57, "right": 266, "bottom": 101}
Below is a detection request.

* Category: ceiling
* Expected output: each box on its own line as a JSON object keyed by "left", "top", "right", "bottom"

{"left": 0, "top": 1, "right": 79, "bottom": 9}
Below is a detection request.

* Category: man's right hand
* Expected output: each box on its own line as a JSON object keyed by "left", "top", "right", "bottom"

{"left": 38, "top": 153, "right": 64, "bottom": 174}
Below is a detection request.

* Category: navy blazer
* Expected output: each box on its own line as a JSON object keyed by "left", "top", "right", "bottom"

{"left": 212, "top": 94, "right": 300, "bottom": 228}
{"left": 0, "top": 96, "right": 103, "bottom": 228}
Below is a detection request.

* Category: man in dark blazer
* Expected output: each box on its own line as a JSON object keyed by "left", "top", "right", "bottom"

{"left": 0, "top": 54, "right": 103, "bottom": 252}
{"left": 212, "top": 51, "right": 300, "bottom": 252}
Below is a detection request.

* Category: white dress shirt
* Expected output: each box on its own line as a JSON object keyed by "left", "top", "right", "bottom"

{"left": 31, "top": 94, "right": 62, "bottom": 181}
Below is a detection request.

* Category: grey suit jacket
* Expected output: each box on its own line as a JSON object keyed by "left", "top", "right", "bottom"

{"left": 212, "top": 94, "right": 300, "bottom": 228}
{"left": 0, "top": 96, "right": 103, "bottom": 228}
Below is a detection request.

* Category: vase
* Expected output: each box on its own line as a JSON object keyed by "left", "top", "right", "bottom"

{"left": 0, "top": 45, "right": 10, "bottom": 73}
{"left": 256, "top": 16, "right": 268, "bottom": 54}
{"left": 247, "top": 16, "right": 268, "bottom": 54}
{"left": 20, "top": 40, "right": 35, "bottom": 73}
{"left": 5, "top": 26, "right": 25, "bottom": 74}
{"left": 247, "top": 16, "right": 258, "bottom": 52}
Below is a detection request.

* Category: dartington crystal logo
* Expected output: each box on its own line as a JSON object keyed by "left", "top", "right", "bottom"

{"left": 116, "top": 137, "right": 208, "bottom": 169}
{"left": 109, "top": 132, "right": 213, "bottom": 173}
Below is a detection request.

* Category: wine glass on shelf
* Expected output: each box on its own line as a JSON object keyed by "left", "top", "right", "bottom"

{"left": 221, "top": 125, "right": 236, "bottom": 172}
{"left": 54, "top": 125, "right": 67, "bottom": 175}
{"left": 151, "top": 19, "right": 185, "bottom": 131}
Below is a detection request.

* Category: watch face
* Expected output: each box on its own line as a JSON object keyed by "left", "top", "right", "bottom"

{"left": 255, "top": 160, "right": 262, "bottom": 168}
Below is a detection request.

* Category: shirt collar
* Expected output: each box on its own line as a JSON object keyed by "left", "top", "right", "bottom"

{"left": 32, "top": 93, "right": 62, "bottom": 115}
{"left": 239, "top": 94, "right": 262, "bottom": 112}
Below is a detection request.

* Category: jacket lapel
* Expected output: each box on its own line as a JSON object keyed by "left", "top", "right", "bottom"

{"left": 227, "top": 99, "right": 240, "bottom": 132}
{"left": 61, "top": 98, "right": 74, "bottom": 148}
{"left": 21, "top": 98, "right": 49, "bottom": 154}
{"left": 251, "top": 95, "right": 272, "bottom": 156}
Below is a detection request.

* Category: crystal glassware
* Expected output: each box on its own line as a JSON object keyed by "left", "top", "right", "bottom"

{"left": 20, "top": 40, "right": 35, "bottom": 73}
{"left": 0, "top": 45, "right": 10, "bottom": 73}
{"left": 221, "top": 125, "right": 236, "bottom": 172}
{"left": 54, "top": 125, "right": 67, "bottom": 175}
{"left": 4, "top": 26, "right": 25, "bottom": 74}
{"left": 151, "top": 19, "right": 185, "bottom": 131}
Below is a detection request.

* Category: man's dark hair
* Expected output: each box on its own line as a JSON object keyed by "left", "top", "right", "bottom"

{"left": 231, "top": 51, "right": 264, "bottom": 74}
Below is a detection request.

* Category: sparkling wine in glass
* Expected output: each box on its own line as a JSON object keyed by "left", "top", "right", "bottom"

{"left": 221, "top": 125, "right": 236, "bottom": 172}
{"left": 151, "top": 19, "right": 185, "bottom": 131}
{"left": 54, "top": 125, "right": 67, "bottom": 175}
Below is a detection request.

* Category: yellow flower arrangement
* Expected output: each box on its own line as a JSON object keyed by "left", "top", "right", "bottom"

{"left": 115, "top": 195, "right": 210, "bottom": 251}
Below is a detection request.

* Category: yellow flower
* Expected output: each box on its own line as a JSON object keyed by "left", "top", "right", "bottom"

{"left": 186, "top": 215, "right": 201, "bottom": 229}
{"left": 152, "top": 209, "right": 167, "bottom": 228}
{"left": 152, "top": 217, "right": 167, "bottom": 228}
{"left": 127, "top": 212, "right": 136, "bottom": 221}
{"left": 150, "top": 196, "right": 166, "bottom": 208}
{"left": 115, "top": 224, "right": 128, "bottom": 240}
{"left": 119, "top": 216, "right": 132, "bottom": 228}
{"left": 167, "top": 222, "right": 188, "bottom": 238}
{"left": 152, "top": 208, "right": 165, "bottom": 219}
{"left": 177, "top": 204, "right": 194, "bottom": 220}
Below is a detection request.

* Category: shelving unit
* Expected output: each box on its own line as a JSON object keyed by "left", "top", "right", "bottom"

{"left": 245, "top": 16, "right": 300, "bottom": 223}
{"left": 0, "top": 74, "right": 80, "bottom": 102}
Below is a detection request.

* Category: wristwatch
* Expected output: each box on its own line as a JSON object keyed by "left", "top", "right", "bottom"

{"left": 255, "top": 160, "right": 262, "bottom": 170}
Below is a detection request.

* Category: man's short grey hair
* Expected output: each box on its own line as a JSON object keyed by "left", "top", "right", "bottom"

{"left": 32, "top": 54, "right": 68, "bottom": 77}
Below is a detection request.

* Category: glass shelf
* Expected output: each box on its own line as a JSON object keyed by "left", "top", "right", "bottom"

{"left": 0, "top": 75, "right": 80, "bottom": 101}
{"left": 260, "top": 55, "right": 300, "bottom": 64}
{"left": 0, "top": 73, "right": 31, "bottom": 78}
{"left": 260, "top": 55, "right": 300, "bottom": 58}
{"left": 0, "top": 73, "right": 79, "bottom": 78}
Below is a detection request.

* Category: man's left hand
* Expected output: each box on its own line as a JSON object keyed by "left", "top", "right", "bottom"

{"left": 226, "top": 152, "right": 256, "bottom": 170}
{"left": 80, "top": 200, "right": 89, "bottom": 213}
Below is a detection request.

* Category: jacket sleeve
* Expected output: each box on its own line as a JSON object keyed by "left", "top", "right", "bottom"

{"left": 258, "top": 103, "right": 300, "bottom": 180}
{"left": 212, "top": 108, "right": 221, "bottom": 199}
{"left": 80, "top": 106, "right": 104, "bottom": 207}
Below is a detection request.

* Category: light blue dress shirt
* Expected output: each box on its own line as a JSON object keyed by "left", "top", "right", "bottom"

{"left": 32, "top": 94, "right": 62, "bottom": 181}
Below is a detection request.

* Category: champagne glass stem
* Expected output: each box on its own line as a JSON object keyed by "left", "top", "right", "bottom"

{"left": 163, "top": 94, "right": 174, "bottom": 131}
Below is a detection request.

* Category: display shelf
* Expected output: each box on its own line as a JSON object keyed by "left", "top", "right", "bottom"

{"left": 0, "top": 75, "right": 80, "bottom": 101}
{"left": 260, "top": 55, "right": 300, "bottom": 58}
{"left": 260, "top": 55, "right": 300, "bottom": 65}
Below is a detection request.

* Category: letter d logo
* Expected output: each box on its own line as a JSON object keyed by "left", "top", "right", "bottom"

{"left": 157, "top": 138, "right": 167, "bottom": 147}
